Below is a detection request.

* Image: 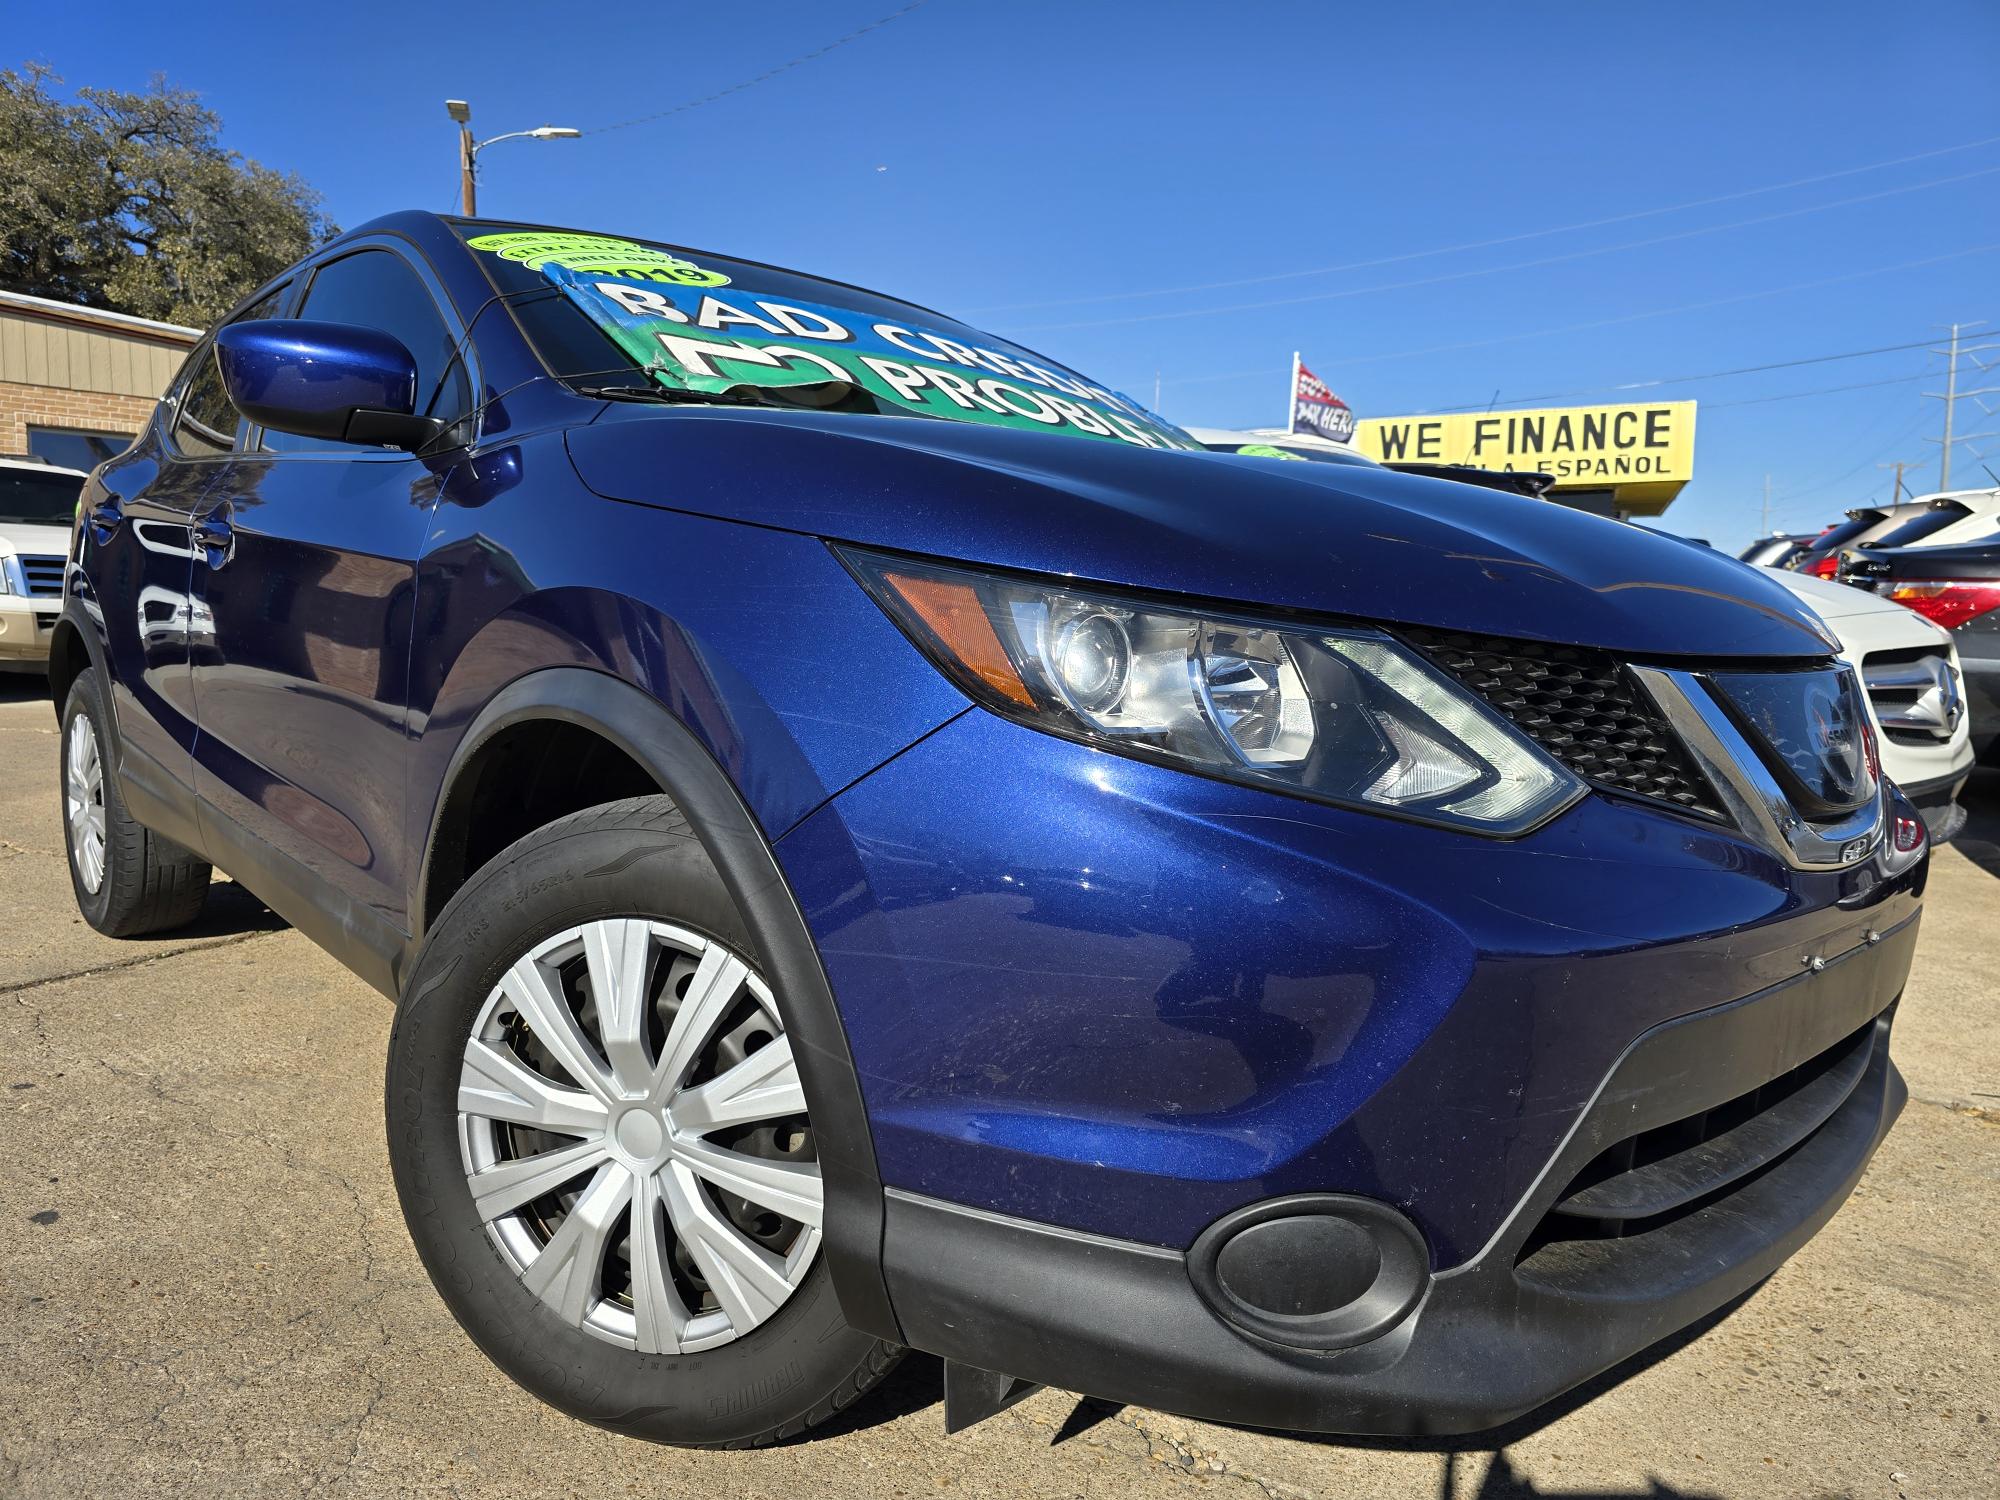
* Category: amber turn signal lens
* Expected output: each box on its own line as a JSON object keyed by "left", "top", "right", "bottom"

{"left": 881, "top": 571, "right": 1035, "bottom": 708}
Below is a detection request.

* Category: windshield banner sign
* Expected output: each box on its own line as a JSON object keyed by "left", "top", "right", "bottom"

{"left": 467, "top": 235, "right": 1190, "bottom": 450}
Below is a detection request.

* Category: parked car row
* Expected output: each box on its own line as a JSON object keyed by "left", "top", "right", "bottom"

{"left": 1740, "top": 486, "right": 2000, "bottom": 804}
{"left": 1201, "top": 433, "right": 1980, "bottom": 840}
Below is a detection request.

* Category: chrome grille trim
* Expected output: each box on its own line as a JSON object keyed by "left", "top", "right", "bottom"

{"left": 1630, "top": 665, "right": 1884, "bottom": 871}
{"left": 1860, "top": 649, "right": 1962, "bottom": 741}
{"left": 17, "top": 554, "right": 66, "bottom": 598}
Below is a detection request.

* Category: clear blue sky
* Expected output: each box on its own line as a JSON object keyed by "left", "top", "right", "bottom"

{"left": 25, "top": 1, "right": 2000, "bottom": 550}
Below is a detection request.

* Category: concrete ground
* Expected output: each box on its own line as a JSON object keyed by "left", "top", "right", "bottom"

{"left": 0, "top": 673, "right": 1994, "bottom": 1500}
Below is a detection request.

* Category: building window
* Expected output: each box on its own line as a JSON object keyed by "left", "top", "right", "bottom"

{"left": 27, "top": 427, "right": 135, "bottom": 472}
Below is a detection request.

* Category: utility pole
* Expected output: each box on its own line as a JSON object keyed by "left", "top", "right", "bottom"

{"left": 444, "top": 99, "right": 581, "bottom": 218}
{"left": 1923, "top": 321, "right": 2000, "bottom": 493}
{"left": 1940, "top": 324, "right": 1960, "bottom": 490}
{"left": 1877, "top": 460, "right": 1908, "bottom": 503}
{"left": 447, "top": 100, "right": 476, "bottom": 215}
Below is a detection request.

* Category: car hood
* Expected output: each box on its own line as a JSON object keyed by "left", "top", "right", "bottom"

{"left": 0, "top": 521, "right": 71, "bottom": 554}
{"left": 1762, "top": 566, "right": 1900, "bottom": 622}
{"left": 1763, "top": 565, "right": 1948, "bottom": 650}
{"left": 567, "top": 406, "right": 1836, "bottom": 659}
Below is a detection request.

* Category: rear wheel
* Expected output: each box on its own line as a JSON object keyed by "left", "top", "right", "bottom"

{"left": 386, "top": 795, "right": 900, "bottom": 1447}
{"left": 61, "top": 668, "right": 210, "bottom": 936}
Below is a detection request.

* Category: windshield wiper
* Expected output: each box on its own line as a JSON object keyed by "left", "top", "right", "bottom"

{"left": 574, "top": 379, "right": 875, "bottom": 414}
{"left": 575, "top": 383, "right": 751, "bottom": 405}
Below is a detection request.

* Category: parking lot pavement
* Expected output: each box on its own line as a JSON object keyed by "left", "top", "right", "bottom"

{"left": 1, "top": 677, "right": 1995, "bottom": 1500}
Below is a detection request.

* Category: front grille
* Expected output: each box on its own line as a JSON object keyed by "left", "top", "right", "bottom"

{"left": 17, "top": 555, "right": 65, "bottom": 598}
{"left": 1397, "top": 627, "right": 1722, "bottom": 816}
{"left": 1516, "top": 1019, "right": 1879, "bottom": 1285}
{"left": 1860, "top": 645, "right": 1959, "bottom": 745}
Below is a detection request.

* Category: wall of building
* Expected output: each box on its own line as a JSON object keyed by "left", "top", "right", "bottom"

{"left": 0, "top": 382, "right": 165, "bottom": 456}
{"left": 0, "top": 293, "right": 198, "bottom": 459}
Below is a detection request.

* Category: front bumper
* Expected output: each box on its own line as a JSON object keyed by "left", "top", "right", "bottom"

{"left": 879, "top": 924, "right": 1911, "bottom": 1435}
{"left": 0, "top": 593, "right": 57, "bottom": 665}
{"left": 782, "top": 708, "right": 1924, "bottom": 1263}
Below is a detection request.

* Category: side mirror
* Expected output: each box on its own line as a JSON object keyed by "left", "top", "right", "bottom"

{"left": 213, "top": 320, "right": 443, "bottom": 451}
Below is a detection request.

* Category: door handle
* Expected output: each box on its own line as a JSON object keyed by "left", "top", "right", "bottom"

{"left": 196, "top": 508, "right": 234, "bottom": 568}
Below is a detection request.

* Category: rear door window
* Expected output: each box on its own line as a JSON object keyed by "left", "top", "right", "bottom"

{"left": 1866, "top": 505, "right": 1971, "bottom": 550}
{"left": 170, "top": 284, "right": 291, "bottom": 457}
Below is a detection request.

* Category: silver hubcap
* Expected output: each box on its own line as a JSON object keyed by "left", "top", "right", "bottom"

{"left": 65, "top": 715, "right": 107, "bottom": 894}
{"left": 458, "top": 919, "right": 820, "bottom": 1353}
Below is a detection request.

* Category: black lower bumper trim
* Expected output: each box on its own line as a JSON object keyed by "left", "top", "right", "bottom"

{"left": 880, "top": 915, "right": 1915, "bottom": 1436}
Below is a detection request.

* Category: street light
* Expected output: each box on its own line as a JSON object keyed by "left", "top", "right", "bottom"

{"left": 445, "top": 100, "right": 581, "bottom": 216}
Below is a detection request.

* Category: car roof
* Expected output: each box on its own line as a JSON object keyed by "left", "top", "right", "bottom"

{"left": 396, "top": 211, "right": 970, "bottom": 330}
{"left": 0, "top": 455, "right": 90, "bottom": 479}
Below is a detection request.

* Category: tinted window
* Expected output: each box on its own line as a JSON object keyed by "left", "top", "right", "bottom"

{"left": 172, "top": 284, "right": 290, "bottom": 457}
{"left": 1800, "top": 513, "right": 1884, "bottom": 556}
{"left": 173, "top": 347, "right": 239, "bottom": 457}
{"left": 0, "top": 468, "right": 85, "bottom": 525}
{"left": 28, "top": 428, "right": 132, "bottom": 471}
{"left": 1867, "top": 505, "right": 1970, "bottom": 550}
{"left": 266, "top": 249, "right": 468, "bottom": 451}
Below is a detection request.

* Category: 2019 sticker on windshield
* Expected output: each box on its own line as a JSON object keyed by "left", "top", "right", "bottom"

{"left": 466, "top": 232, "right": 732, "bottom": 287}
{"left": 503, "top": 251, "right": 1192, "bottom": 451}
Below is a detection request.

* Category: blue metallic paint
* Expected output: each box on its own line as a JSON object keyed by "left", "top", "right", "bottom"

{"left": 213, "top": 319, "right": 421, "bottom": 441}
{"left": 778, "top": 708, "right": 1922, "bottom": 1262}
{"left": 62, "top": 211, "right": 1927, "bottom": 1357}
{"left": 567, "top": 404, "right": 1838, "bottom": 662}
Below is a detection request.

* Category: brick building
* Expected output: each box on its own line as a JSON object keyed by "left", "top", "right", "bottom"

{"left": 0, "top": 290, "right": 198, "bottom": 470}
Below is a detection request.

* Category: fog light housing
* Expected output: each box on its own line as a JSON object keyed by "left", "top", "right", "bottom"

{"left": 1188, "top": 1195, "right": 1428, "bottom": 1350}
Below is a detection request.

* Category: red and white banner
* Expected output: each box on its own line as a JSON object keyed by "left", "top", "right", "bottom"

{"left": 1289, "top": 355, "right": 1355, "bottom": 443}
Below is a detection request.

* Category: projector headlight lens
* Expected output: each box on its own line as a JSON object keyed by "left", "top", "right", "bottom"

{"left": 845, "top": 550, "right": 1583, "bottom": 835}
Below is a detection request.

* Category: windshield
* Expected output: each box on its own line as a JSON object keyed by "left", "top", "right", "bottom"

{"left": 0, "top": 469, "right": 83, "bottom": 527}
{"left": 1801, "top": 513, "right": 1885, "bottom": 556}
{"left": 1866, "top": 505, "right": 1970, "bottom": 550}
{"left": 459, "top": 224, "right": 1196, "bottom": 452}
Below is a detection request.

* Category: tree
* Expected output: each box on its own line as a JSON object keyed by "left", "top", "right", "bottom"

{"left": 0, "top": 64, "right": 337, "bottom": 327}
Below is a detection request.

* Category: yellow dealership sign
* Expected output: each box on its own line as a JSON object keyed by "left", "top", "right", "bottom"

{"left": 1352, "top": 401, "right": 1697, "bottom": 516}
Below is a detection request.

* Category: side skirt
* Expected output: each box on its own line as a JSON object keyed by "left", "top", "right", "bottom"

{"left": 118, "top": 745, "right": 407, "bottom": 999}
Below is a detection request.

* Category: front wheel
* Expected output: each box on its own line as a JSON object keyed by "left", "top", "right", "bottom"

{"left": 385, "top": 796, "right": 900, "bottom": 1447}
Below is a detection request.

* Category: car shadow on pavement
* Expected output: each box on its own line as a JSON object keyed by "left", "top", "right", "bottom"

{"left": 0, "top": 671, "right": 52, "bottom": 707}
{"left": 174, "top": 878, "right": 291, "bottom": 939}
{"left": 1029, "top": 1290, "right": 1754, "bottom": 1497}
{"left": 1949, "top": 771, "right": 2000, "bottom": 879}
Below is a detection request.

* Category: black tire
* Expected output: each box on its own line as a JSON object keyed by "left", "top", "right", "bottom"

{"left": 61, "top": 667, "right": 210, "bottom": 937}
{"left": 386, "top": 795, "right": 901, "bottom": 1448}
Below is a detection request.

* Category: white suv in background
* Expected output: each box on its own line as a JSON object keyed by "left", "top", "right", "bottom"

{"left": 1765, "top": 567, "right": 1974, "bottom": 842}
{"left": 0, "top": 457, "right": 87, "bottom": 673}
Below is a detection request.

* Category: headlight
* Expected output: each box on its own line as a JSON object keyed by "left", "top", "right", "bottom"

{"left": 843, "top": 549, "right": 1584, "bottom": 835}
{"left": 0, "top": 553, "right": 17, "bottom": 597}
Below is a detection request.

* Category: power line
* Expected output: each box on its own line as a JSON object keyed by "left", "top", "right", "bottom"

{"left": 1766, "top": 407, "right": 1937, "bottom": 509}
{"left": 1000, "top": 166, "right": 2000, "bottom": 335}
{"left": 965, "top": 133, "right": 2000, "bottom": 315}
{"left": 585, "top": 1, "right": 934, "bottom": 134}
{"left": 1130, "top": 244, "right": 2000, "bottom": 394}
{"left": 1418, "top": 336, "right": 1960, "bottom": 412}
{"left": 1702, "top": 371, "right": 1931, "bottom": 409}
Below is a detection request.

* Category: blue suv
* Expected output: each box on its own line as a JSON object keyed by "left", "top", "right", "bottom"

{"left": 55, "top": 212, "right": 1929, "bottom": 1447}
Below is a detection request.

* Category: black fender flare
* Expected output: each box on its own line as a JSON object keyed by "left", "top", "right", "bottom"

{"left": 411, "top": 666, "right": 899, "bottom": 1341}
{"left": 51, "top": 601, "right": 114, "bottom": 745}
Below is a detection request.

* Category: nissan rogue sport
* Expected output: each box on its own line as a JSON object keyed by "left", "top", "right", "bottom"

{"left": 52, "top": 211, "right": 1928, "bottom": 1448}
